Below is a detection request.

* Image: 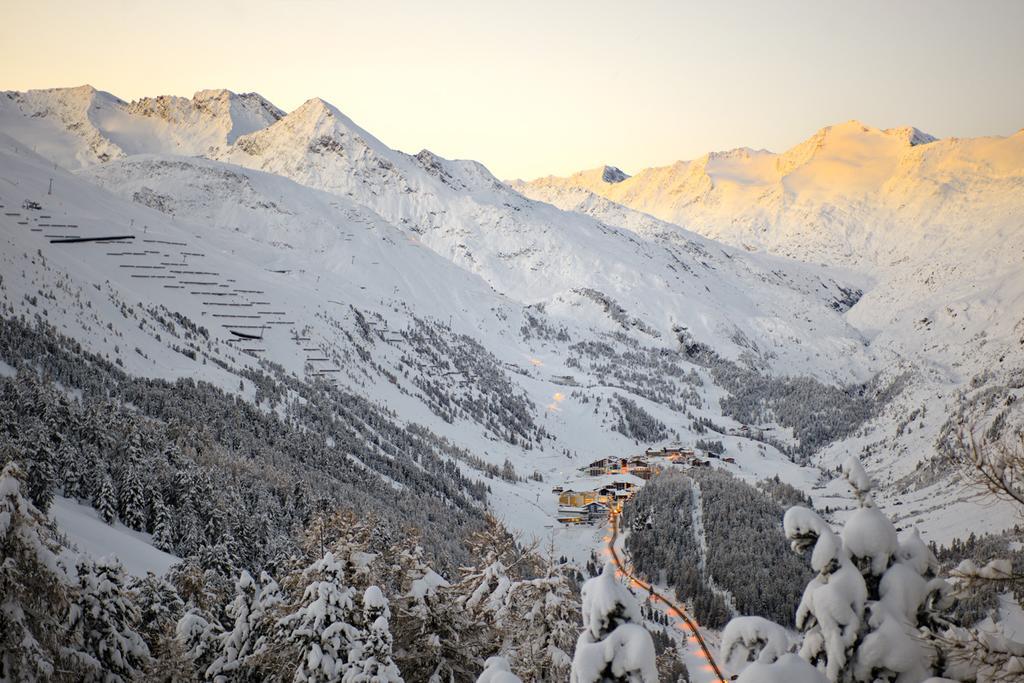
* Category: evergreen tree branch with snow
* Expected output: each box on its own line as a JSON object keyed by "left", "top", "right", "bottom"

{"left": 569, "top": 563, "right": 658, "bottom": 683}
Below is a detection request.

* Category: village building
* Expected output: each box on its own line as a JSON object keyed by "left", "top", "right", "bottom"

{"left": 556, "top": 479, "right": 640, "bottom": 523}
{"left": 582, "top": 501, "right": 609, "bottom": 523}
{"left": 556, "top": 506, "right": 585, "bottom": 525}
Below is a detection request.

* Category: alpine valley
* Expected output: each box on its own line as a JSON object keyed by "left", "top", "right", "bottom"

{"left": 2, "top": 85, "right": 1023, "bottom": 682}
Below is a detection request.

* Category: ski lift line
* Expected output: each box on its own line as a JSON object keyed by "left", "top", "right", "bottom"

{"left": 169, "top": 270, "right": 219, "bottom": 275}
{"left": 607, "top": 514, "right": 727, "bottom": 683}
{"left": 48, "top": 235, "right": 136, "bottom": 244}
{"left": 202, "top": 302, "right": 254, "bottom": 307}
{"left": 211, "top": 314, "right": 262, "bottom": 319}
{"left": 130, "top": 275, "right": 176, "bottom": 279}
{"left": 142, "top": 239, "right": 188, "bottom": 246}
{"left": 162, "top": 285, "right": 185, "bottom": 289}
{"left": 258, "top": 311, "right": 287, "bottom": 315}
{"left": 221, "top": 324, "right": 265, "bottom": 329}
{"left": 191, "top": 291, "right": 237, "bottom": 296}
{"left": 179, "top": 281, "right": 219, "bottom": 286}
{"left": 118, "top": 264, "right": 166, "bottom": 269}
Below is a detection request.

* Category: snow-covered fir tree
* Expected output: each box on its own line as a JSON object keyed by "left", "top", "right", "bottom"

{"left": 95, "top": 472, "right": 117, "bottom": 525}
{"left": 344, "top": 586, "right": 402, "bottom": 682}
{"left": 504, "top": 555, "right": 579, "bottom": 682}
{"left": 118, "top": 465, "right": 147, "bottom": 531}
{"left": 0, "top": 462, "right": 74, "bottom": 681}
{"left": 721, "top": 456, "right": 959, "bottom": 682}
{"left": 569, "top": 563, "right": 657, "bottom": 683}
{"left": 206, "top": 570, "right": 264, "bottom": 680}
{"left": 66, "top": 557, "right": 151, "bottom": 682}
{"left": 129, "top": 571, "right": 185, "bottom": 668}
{"left": 279, "top": 550, "right": 360, "bottom": 682}
{"left": 174, "top": 606, "right": 225, "bottom": 678}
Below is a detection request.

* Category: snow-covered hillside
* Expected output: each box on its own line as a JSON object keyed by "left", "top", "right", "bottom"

{"left": 1, "top": 84, "right": 1021, "bottom": 579}
{"left": 0, "top": 89, "right": 830, "bottom": 551}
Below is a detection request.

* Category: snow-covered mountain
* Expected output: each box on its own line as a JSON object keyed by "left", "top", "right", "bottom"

{"left": 0, "top": 85, "right": 282, "bottom": 168}
{"left": 1, "top": 84, "right": 1021, "bottom": 572}
{"left": 515, "top": 123, "right": 1024, "bottom": 536}
{"left": 514, "top": 120, "right": 1024, "bottom": 269}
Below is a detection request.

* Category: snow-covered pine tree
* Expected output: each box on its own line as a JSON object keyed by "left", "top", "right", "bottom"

{"left": 66, "top": 557, "right": 151, "bottom": 682}
{"left": 278, "top": 550, "right": 360, "bottom": 682}
{"left": 175, "top": 606, "right": 225, "bottom": 678}
{"left": 95, "top": 472, "right": 117, "bottom": 524}
{"left": 25, "top": 440, "right": 55, "bottom": 513}
{"left": 58, "top": 440, "right": 83, "bottom": 500}
{"left": 505, "top": 556, "right": 579, "bottom": 681}
{"left": 177, "top": 510, "right": 205, "bottom": 558}
{"left": 389, "top": 542, "right": 470, "bottom": 682}
{"left": 720, "top": 456, "right": 957, "bottom": 682}
{"left": 0, "top": 461, "right": 76, "bottom": 681}
{"left": 569, "top": 563, "right": 657, "bottom": 683}
{"left": 343, "top": 585, "right": 402, "bottom": 682}
{"left": 152, "top": 497, "right": 176, "bottom": 553}
{"left": 206, "top": 569, "right": 284, "bottom": 681}
{"left": 129, "top": 571, "right": 185, "bottom": 659}
{"left": 119, "top": 465, "right": 146, "bottom": 531}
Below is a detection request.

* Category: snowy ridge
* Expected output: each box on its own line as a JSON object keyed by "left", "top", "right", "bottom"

{"left": 0, "top": 85, "right": 284, "bottom": 169}
{"left": 515, "top": 119, "right": 1024, "bottom": 269}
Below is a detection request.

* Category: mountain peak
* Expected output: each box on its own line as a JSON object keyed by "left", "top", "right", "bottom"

{"left": 193, "top": 88, "right": 235, "bottom": 102}
{"left": 602, "top": 165, "right": 629, "bottom": 183}
{"left": 293, "top": 97, "right": 339, "bottom": 119}
{"left": 883, "top": 126, "right": 937, "bottom": 146}
{"left": 16, "top": 84, "right": 123, "bottom": 108}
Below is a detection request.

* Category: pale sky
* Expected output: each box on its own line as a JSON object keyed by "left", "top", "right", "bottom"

{"left": 2, "top": 0, "right": 1022, "bottom": 179}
